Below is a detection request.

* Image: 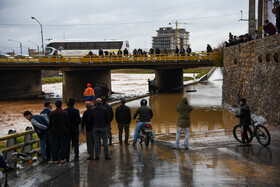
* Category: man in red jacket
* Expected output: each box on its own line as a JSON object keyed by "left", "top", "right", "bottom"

{"left": 49, "top": 100, "right": 71, "bottom": 164}
{"left": 263, "top": 20, "right": 277, "bottom": 36}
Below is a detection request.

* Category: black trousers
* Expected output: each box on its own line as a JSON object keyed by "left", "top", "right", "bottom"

{"left": 277, "top": 17, "right": 280, "bottom": 33}
{"left": 69, "top": 131, "right": 79, "bottom": 158}
{"left": 118, "top": 123, "right": 130, "bottom": 144}
{"left": 51, "top": 133, "right": 70, "bottom": 161}
{"left": 242, "top": 124, "right": 250, "bottom": 144}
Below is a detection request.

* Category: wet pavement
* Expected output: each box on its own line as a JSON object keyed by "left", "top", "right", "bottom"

{"left": 4, "top": 135, "right": 280, "bottom": 187}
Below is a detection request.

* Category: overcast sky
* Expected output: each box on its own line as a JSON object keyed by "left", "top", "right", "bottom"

{"left": 0, "top": 0, "right": 249, "bottom": 54}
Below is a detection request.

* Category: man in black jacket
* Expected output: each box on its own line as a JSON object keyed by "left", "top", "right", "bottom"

{"left": 89, "top": 98, "right": 111, "bottom": 160}
{"left": 133, "top": 99, "right": 154, "bottom": 146}
{"left": 82, "top": 103, "right": 94, "bottom": 160}
{"left": 65, "top": 98, "right": 81, "bottom": 161}
{"left": 49, "top": 100, "right": 71, "bottom": 164}
{"left": 235, "top": 98, "right": 251, "bottom": 145}
{"left": 102, "top": 98, "right": 114, "bottom": 145}
{"left": 115, "top": 98, "right": 131, "bottom": 145}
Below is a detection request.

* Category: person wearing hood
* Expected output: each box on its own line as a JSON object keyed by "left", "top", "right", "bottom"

{"left": 173, "top": 97, "right": 193, "bottom": 150}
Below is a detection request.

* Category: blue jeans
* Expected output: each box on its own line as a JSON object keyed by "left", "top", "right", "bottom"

{"left": 174, "top": 127, "right": 189, "bottom": 148}
{"left": 40, "top": 133, "right": 48, "bottom": 161}
{"left": 93, "top": 128, "right": 109, "bottom": 158}
{"left": 133, "top": 122, "right": 154, "bottom": 143}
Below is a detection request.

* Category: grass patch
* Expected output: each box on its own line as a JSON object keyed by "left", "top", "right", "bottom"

{"left": 0, "top": 133, "right": 39, "bottom": 153}
{"left": 112, "top": 69, "right": 155, "bottom": 74}
{"left": 42, "top": 77, "right": 62, "bottom": 84}
{"left": 183, "top": 77, "right": 194, "bottom": 81}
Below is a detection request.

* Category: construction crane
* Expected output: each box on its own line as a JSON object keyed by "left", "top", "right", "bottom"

{"left": 169, "top": 20, "right": 189, "bottom": 48}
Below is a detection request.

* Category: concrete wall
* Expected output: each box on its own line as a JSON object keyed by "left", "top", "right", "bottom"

{"left": 63, "top": 69, "right": 111, "bottom": 102}
{"left": 155, "top": 68, "right": 183, "bottom": 92}
{"left": 223, "top": 34, "right": 280, "bottom": 126}
{"left": 0, "top": 70, "right": 42, "bottom": 100}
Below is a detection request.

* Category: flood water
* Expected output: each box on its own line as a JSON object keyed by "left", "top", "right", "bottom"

{"left": 0, "top": 68, "right": 238, "bottom": 142}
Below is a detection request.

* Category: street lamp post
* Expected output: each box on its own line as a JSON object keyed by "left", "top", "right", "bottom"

{"left": 31, "top": 16, "right": 44, "bottom": 55}
{"left": 28, "top": 40, "right": 39, "bottom": 52}
{"left": 8, "top": 39, "right": 22, "bottom": 55}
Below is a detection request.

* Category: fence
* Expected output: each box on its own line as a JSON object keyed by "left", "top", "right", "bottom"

{"left": 0, "top": 53, "right": 217, "bottom": 64}
{"left": 0, "top": 127, "right": 40, "bottom": 168}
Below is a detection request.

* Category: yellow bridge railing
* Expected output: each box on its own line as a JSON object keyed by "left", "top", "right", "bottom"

{"left": 0, "top": 53, "right": 217, "bottom": 64}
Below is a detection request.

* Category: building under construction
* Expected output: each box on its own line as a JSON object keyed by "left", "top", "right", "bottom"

{"left": 152, "top": 27, "right": 190, "bottom": 52}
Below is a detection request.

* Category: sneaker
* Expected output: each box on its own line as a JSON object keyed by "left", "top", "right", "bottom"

{"left": 105, "top": 156, "right": 112, "bottom": 160}
{"left": 132, "top": 142, "right": 136, "bottom": 146}
{"left": 119, "top": 142, "right": 123, "bottom": 145}
{"left": 185, "top": 147, "right": 189, "bottom": 150}
{"left": 125, "top": 142, "right": 130, "bottom": 145}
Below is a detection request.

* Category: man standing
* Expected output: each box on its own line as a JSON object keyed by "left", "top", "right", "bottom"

{"left": 235, "top": 98, "right": 252, "bottom": 146}
{"left": 84, "top": 83, "right": 95, "bottom": 104}
{"left": 272, "top": 2, "right": 280, "bottom": 33}
{"left": 65, "top": 98, "right": 81, "bottom": 161}
{"left": 186, "top": 46, "right": 192, "bottom": 54}
{"left": 40, "top": 101, "right": 52, "bottom": 120}
{"left": 82, "top": 103, "right": 94, "bottom": 160}
{"left": 94, "top": 84, "right": 102, "bottom": 99}
{"left": 40, "top": 101, "right": 52, "bottom": 161}
{"left": 207, "top": 44, "right": 213, "bottom": 53}
{"left": 173, "top": 97, "right": 193, "bottom": 150}
{"left": 24, "top": 111, "right": 49, "bottom": 162}
{"left": 115, "top": 98, "right": 131, "bottom": 145}
{"left": 49, "top": 100, "right": 71, "bottom": 164}
{"left": 102, "top": 98, "right": 114, "bottom": 145}
{"left": 89, "top": 98, "right": 111, "bottom": 160}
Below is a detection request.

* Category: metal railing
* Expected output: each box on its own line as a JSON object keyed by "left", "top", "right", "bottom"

{"left": 0, "top": 127, "right": 40, "bottom": 168}
{"left": 0, "top": 53, "right": 217, "bottom": 64}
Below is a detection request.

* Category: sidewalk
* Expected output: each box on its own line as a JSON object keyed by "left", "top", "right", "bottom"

{"left": 5, "top": 136, "right": 280, "bottom": 187}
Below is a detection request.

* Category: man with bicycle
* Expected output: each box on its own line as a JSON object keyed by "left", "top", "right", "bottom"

{"left": 235, "top": 98, "right": 251, "bottom": 146}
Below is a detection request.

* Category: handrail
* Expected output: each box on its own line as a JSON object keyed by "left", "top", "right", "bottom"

{"left": 0, "top": 53, "right": 218, "bottom": 64}
{"left": 0, "top": 127, "right": 40, "bottom": 157}
{"left": 0, "top": 130, "right": 35, "bottom": 141}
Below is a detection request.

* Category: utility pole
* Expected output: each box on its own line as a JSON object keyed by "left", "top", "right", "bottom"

{"left": 257, "top": 0, "right": 264, "bottom": 38}
{"left": 248, "top": 0, "right": 256, "bottom": 38}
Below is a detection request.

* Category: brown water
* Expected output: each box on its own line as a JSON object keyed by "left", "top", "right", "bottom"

{"left": 0, "top": 78, "right": 238, "bottom": 144}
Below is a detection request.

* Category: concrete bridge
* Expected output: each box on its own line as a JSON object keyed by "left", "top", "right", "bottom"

{"left": 0, "top": 53, "right": 216, "bottom": 101}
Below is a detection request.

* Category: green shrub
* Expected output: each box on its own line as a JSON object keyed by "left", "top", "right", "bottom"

{"left": 183, "top": 77, "right": 194, "bottom": 81}
{"left": 42, "top": 77, "right": 62, "bottom": 84}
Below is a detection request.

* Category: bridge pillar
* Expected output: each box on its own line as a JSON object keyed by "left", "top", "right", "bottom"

{"left": 63, "top": 69, "right": 111, "bottom": 102}
{"left": 0, "top": 70, "right": 42, "bottom": 100}
{"left": 155, "top": 68, "right": 183, "bottom": 92}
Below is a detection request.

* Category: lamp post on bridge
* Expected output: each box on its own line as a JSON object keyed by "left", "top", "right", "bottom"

{"left": 8, "top": 39, "right": 22, "bottom": 55}
{"left": 31, "top": 16, "right": 45, "bottom": 55}
{"left": 28, "top": 40, "right": 40, "bottom": 53}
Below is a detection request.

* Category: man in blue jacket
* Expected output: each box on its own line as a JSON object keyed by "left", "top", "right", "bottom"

{"left": 65, "top": 98, "right": 81, "bottom": 161}
{"left": 24, "top": 111, "right": 49, "bottom": 162}
{"left": 40, "top": 101, "right": 52, "bottom": 161}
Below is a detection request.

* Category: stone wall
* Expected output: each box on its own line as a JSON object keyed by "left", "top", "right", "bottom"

{"left": 223, "top": 34, "right": 280, "bottom": 126}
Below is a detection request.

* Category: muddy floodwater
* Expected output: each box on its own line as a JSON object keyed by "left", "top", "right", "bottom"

{"left": 0, "top": 70, "right": 238, "bottom": 143}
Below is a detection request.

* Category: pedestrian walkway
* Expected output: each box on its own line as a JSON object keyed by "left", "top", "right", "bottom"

{"left": 6, "top": 138, "right": 280, "bottom": 187}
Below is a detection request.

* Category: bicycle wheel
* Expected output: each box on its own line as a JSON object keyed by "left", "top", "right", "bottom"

{"left": 233, "top": 124, "right": 253, "bottom": 143}
{"left": 138, "top": 137, "right": 143, "bottom": 144}
{"left": 256, "top": 125, "right": 271, "bottom": 146}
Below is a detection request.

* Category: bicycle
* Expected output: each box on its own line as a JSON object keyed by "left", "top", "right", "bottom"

{"left": 233, "top": 120, "right": 271, "bottom": 146}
